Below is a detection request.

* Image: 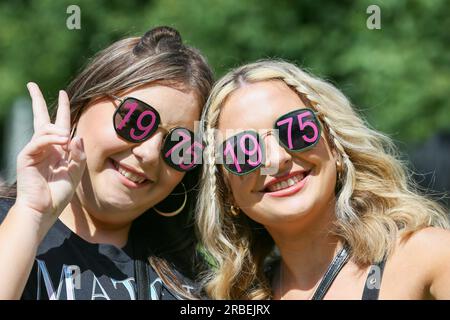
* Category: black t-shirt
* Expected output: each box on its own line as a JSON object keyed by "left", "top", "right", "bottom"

{"left": 0, "top": 198, "right": 195, "bottom": 300}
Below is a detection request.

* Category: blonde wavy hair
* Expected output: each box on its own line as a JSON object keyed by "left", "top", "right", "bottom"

{"left": 195, "top": 59, "right": 449, "bottom": 300}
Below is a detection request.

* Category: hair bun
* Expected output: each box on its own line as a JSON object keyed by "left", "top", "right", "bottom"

{"left": 134, "top": 26, "right": 183, "bottom": 55}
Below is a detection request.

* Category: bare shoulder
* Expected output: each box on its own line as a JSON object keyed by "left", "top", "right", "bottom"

{"left": 397, "top": 227, "right": 450, "bottom": 255}
{"left": 393, "top": 227, "right": 450, "bottom": 299}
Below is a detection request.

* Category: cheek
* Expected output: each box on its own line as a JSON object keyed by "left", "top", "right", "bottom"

{"left": 160, "top": 168, "right": 185, "bottom": 187}
{"left": 152, "top": 165, "right": 186, "bottom": 198}
{"left": 77, "top": 108, "right": 128, "bottom": 170}
{"left": 228, "top": 173, "right": 259, "bottom": 205}
{"left": 317, "top": 159, "right": 337, "bottom": 190}
{"left": 300, "top": 136, "right": 335, "bottom": 171}
{"left": 305, "top": 145, "right": 337, "bottom": 199}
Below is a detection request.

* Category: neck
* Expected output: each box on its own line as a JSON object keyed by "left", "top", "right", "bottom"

{"left": 59, "top": 195, "right": 132, "bottom": 248}
{"left": 267, "top": 203, "right": 343, "bottom": 291}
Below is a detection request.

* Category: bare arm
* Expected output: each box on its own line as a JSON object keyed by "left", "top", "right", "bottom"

{"left": 427, "top": 228, "right": 450, "bottom": 299}
{"left": 0, "top": 204, "right": 54, "bottom": 298}
{"left": 0, "top": 83, "right": 86, "bottom": 299}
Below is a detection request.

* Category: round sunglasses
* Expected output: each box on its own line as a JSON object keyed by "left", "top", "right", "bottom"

{"left": 111, "top": 95, "right": 204, "bottom": 172}
{"left": 218, "top": 108, "right": 321, "bottom": 175}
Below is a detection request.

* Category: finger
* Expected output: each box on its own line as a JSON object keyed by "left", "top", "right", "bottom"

{"left": 33, "top": 123, "right": 70, "bottom": 138}
{"left": 27, "top": 82, "right": 51, "bottom": 132}
{"left": 67, "top": 137, "right": 86, "bottom": 186}
{"left": 22, "top": 135, "right": 69, "bottom": 157}
{"left": 55, "top": 90, "right": 71, "bottom": 132}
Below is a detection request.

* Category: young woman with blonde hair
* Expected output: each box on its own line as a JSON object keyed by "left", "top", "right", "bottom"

{"left": 196, "top": 59, "right": 450, "bottom": 300}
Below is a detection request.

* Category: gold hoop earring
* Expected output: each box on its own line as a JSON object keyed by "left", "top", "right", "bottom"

{"left": 335, "top": 159, "right": 345, "bottom": 187}
{"left": 154, "top": 183, "right": 187, "bottom": 217}
{"left": 230, "top": 205, "right": 241, "bottom": 217}
{"left": 336, "top": 158, "right": 342, "bottom": 170}
{"left": 336, "top": 162, "right": 341, "bottom": 181}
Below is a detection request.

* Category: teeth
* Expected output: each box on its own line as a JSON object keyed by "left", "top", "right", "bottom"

{"left": 267, "top": 173, "right": 306, "bottom": 192}
{"left": 115, "top": 163, "right": 146, "bottom": 184}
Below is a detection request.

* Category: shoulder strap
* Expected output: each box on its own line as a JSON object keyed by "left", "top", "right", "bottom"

{"left": 311, "top": 245, "right": 350, "bottom": 300}
{"left": 361, "top": 258, "right": 386, "bottom": 300}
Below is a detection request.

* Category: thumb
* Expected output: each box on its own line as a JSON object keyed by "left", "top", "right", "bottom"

{"left": 67, "top": 137, "right": 87, "bottom": 186}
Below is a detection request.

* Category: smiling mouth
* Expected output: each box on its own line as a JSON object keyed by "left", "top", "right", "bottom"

{"left": 110, "top": 159, "right": 150, "bottom": 185}
{"left": 262, "top": 170, "right": 311, "bottom": 193}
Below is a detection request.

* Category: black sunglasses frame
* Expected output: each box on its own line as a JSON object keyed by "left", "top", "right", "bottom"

{"left": 111, "top": 95, "right": 203, "bottom": 172}
{"left": 220, "top": 108, "right": 322, "bottom": 176}
{"left": 112, "top": 96, "right": 161, "bottom": 143}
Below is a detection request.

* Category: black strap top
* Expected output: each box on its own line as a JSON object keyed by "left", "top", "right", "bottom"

{"left": 361, "top": 258, "right": 387, "bottom": 300}
{"left": 266, "top": 255, "right": 387, "bottom": 300}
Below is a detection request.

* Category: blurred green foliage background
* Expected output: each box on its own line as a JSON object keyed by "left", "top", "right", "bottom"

{"left": 0, "top": 0, "right": 449, "bottom": 146}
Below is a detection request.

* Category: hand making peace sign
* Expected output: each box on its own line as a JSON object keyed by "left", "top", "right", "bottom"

{"left": 15, "top": 83, "right": 86, "bottom": 222}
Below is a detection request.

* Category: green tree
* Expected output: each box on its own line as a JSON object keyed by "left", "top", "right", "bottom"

{"left": 0, "top": 0, "right": 449, "bottom": 144}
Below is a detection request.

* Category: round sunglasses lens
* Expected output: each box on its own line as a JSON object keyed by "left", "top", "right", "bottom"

{"left": 275, "top": 108, "right": 320, "bottom": 151}
{"left": 162, "top": 128, "right": 204, "bottom": 172}
{"left": 221, "top": 131, "right": 264, "bottom": 175}
{"left": 113, "top": 98, "right": 160, "bottom": 142}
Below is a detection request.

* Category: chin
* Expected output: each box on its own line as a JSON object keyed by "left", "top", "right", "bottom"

{"left": 101, "top": 194, "right": 136, "bottom": 211}
{"left": 248, "top": 204, "right": 307, "bottom": 226}
{"left": 268, "top": 191, "right": 313, "bottom": 208}
{"left": 96, "top": 199, "right": 144, "bottom": 223}
{"left": 272, "top": 208, "right": 311, "bottom": 221}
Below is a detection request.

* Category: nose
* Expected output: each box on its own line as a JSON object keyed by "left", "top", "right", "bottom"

{"left": 261, "top": 134, "right": 292, "bottom": 175}
{"left": 131, "top": 131, "right": 163, "bottom": 166}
